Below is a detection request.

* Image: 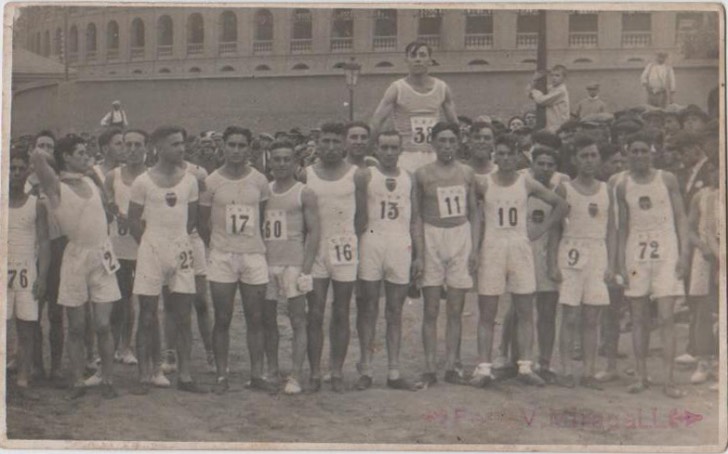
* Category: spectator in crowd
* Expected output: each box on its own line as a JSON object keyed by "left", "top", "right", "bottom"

{"left": 663, "top": 104, "right": 684, "bottom": 139}
{"left": 100, "top": 100, "right": 129, "bottom": 129}
{"left": 524, "top": 111, "right": 537, "bottom": 129}
{"left": 680, "top": 104, "right": 710, "bottom": 134}
{"left": 573, "top": 82, "right": 608, "bottom": 119}
{"left": 640, "top": 52, "right": 676, "bottom": 108}
{"left": 528, "top": 65, "right": 571, "bottom": 133}
{"left": 641, "top": 107, "right": 665, "bottom": 132}
{"left": 508, "top": 116, "right": 525, "bottom": 132}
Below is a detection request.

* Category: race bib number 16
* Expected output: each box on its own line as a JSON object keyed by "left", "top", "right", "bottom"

{"left": 328, "top": 234, "right": 357, "bottom": 266}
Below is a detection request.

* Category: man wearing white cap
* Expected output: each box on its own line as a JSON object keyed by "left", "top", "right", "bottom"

{"left": 101, "top": 101, "right": 129, "bottom": 129}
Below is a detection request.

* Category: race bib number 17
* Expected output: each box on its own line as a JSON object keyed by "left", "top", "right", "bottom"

{"left": 226, "top": 204, "right": 255, "bottom": 236}
{"left": 437, "top": 185, "right": 466, "bottom": 219}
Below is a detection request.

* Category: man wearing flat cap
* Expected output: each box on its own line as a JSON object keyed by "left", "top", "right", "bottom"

{"left": 640, "top": 52, "right": 676, "bottom": 108}
{"left": 100, "top": 100, "right": 129, "bottom": 129}
{"left": 680, "top": 104, "right": 710, "bottom": 134}
{"left": 573, "top": 82, "right": 608, "bottom": 119}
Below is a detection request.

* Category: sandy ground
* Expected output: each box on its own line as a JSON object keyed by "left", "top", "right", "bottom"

{"left": 5, "top": 291, "right": 723, "bottom": 447}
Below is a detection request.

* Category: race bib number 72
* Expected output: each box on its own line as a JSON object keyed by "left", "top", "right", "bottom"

{"left": 635, "top": 231, "right": 662, "bottom": 262}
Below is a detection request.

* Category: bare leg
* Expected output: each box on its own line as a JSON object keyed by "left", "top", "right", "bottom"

{"left": 93, "top": 302, "right": 115, "bottom": 384}
{"left": 241, "top": 283, "right": 267, "bottom": 380}
{"left": 170, "top": 292, "right": 194, "bottom": 383}
{"left": 329, "top": 280, "right": 355, "bottom": 378}
{"left": 582, "top": 306, "right": 602, "bottom": 378}
{"left": 193, "top": 275, "right": 213, "bottom": 354}
{"left": 628, "top": 297, "right": 650, "bottom": 384}
{"left": 66, "top": 305, "right": 87, "bottom": 387}
{"left": 210, "top": 281, "right": 236, "bottom": 379}
{"left": 536, "top": 291, "right": 558, "bottom": 370}
{"left": 421, "top": 286, "right": 441, "bottom": 374}
{"left": 15, "top": 319, "right": 35, "bottom": 387}
{"left": 357, "top": 280, "right": 381, "bottom": 377}
{"left": 559, "top": 305, "right": 579, "bottom": 377}
{"left": 476, "top": 295, "right": 500, "bottom": 363}
{"left": 444, "top": 288, "right": 466, "bottom": 371}
{"left": 384, "top": 281, "right": 409, "bottom": 377}
{"left": 262, "top": 298, "right": 279, "bottom": 379}
{"left": 287, "top": 295, "right": 308, "bottom": 382}
{"left": 137, "top": 295, "right": 160, "bottom": 382}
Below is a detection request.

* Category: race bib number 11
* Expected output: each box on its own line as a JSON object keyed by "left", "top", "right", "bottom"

{"left": 437, "top": 185, "right": 466, "bottom": 219}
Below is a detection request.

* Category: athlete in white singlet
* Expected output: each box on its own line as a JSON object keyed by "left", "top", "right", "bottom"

{"left": 298, "top": 122, "right": 361, "bottom": 392}
{"left": 263, "top": 141, "right": 320, "bottom": 395}
{"left": 93, "top": 128, "right": 124, "bottom": 183}
{"left": 104, "top": 129, "right": 148, "bottom": 367}
{"left": 7, "top": 150, "right": 50, "bottom": 400}
{"left": 128, "top": 126, "right": 205, "bottom": 394}
{"left": 370, "top": 41, "right": 459, "bottom": 174}
{"left": 353, "top": 131, "right": 421, "bottom": 391}
{"left": 199, "top": 127, "right": 274, "bottom": 394}
{"left": 472, "top": 134, "right": 567, "bottom": 388}
{"left": 616, "top": 131, "right": 689, "bottom": 398}
{"left": 552, "top": 135, "right": 616, "bottom": 389}
{"left": 31, "top": 136, "right": 122, "bottom": 400}
{"left": 414, "top": 123, "right": 478, "bottom": 388}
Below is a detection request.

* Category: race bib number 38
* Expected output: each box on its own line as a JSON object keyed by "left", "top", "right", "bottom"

{"left": 437, "top": 185, "right": 466, "bottom": 219}
{"left": 226, "top": 204, "right": 255, "bottom": 236}
{"left": 328, "top": 234, "right": 357, "bottom": 266}
{"left": 263, "top": 210, "right": 288, "bottom": 241}
{"left": 410, "top": 116, "right": 437, "bottom": 145}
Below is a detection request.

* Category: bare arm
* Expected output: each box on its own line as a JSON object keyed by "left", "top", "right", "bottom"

{"left": 103, "top": 169, "right": 119, "bottom": 216}
{"left": 616, "top": 180, "right": 629, "bottom": 280}
{"left": 605, "top": 184, "right": 618, "bottom": 275}
{"left": 354, "top": 168, "right": 370, "bottom": 236}
{"left": 369, "top": 83, "right": 398, "bottom": 139}
{"left": 466, "top": 170, "right": 480, "bottom": 273}
{"left": 664, "top": 172, "right": 690, "bottom": 270}
{"left": 530, "top": 87, "right": 565, "bottom": 107}
{"left": 187, "top": 201, "right": 199, "bottom": 235}
{"left": 549, "top": 184, "right": 568, "bottom": 278}
{"left": 198, "top": 205, "right": 212, "bottom": 246}
{"left": 30, "top": 148, "right": 61, "bottom": 209}
{"left": 34, "top": 200, "right": 51, "bottom": 301}
{"left": 442, "top": 84, "right": 459, "bottom": 125}
{"left": 686, "top": 194, "right": 702, "bottom": 251}
{"left": 412, "top": 170, "right": 426, "bottom": 283}
{"left": 128, "top": 201, "right": 145, "bottom": 244}
{"left": 409, "top": 172, "right": 423, "bottom": 263}
{"left": 525, "top": 175, "right": 568, "bottom": 240}
{"left": 301, "top": 188, "right": 320, "bottom": 275}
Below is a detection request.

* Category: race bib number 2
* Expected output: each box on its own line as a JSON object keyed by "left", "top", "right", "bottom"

{"left": 328, "top": 234, "right": 357, "bottom": 266}
{"left": 101, "top": 241, "right": 120, "bottom": 275}
{"left": 226, "top": 204, "right": 255, "bottom": 236}
{"left": 411, "top": 116, "right": 437, "bottom": 145}
{"left": 264, "top": 210, "right": 288, "bottom": 241}
{"left": 437, "top": 185, "right": 466, "bottom": 219}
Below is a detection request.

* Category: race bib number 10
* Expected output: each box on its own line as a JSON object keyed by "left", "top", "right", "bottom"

{"left": 226, "top": 204, "right": 255, "bottom": 236}
{"left": 328, "top": 234, "right": 357, "bottom": 266}
{"left": 263, "top": 210, "right": 288, "bottom": 241}
{"left": 437, "top": 185, "right": 466, "bottom": 219}
{"left": 411, "top": 116, "right": 437, "bottom": 145}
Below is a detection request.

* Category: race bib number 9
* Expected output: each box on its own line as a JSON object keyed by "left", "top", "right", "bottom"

{"left": 559, "top": 239, "right": 589, "bottom": 270}
{"left": 101, "top": 240, "right": 120, "bottom": 275}
{"left": 328, "top": 234, "right": 357, "bottom": 266}
{"left": 437, "top": 185, "right": 466, "bottom": 219}
{"left": 263, "top": 210, "right": 288, "bottom": 241}
{"left": 635, "top": 231, "right": 662, "bottom": 262}
{"left": 7, "top": 259, "right": 31, "bottom": 290}
{"left": 411, "top": 116, "right": 437, "bottom": 145}
{"left": 226, "top": 204, "right": 255, "bottom": 236}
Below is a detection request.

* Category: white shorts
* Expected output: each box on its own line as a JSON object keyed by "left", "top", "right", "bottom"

{"left": 311, "top": 234, "right": 358, "bottom": 283}
{"left": 478, "top": 234, "right": 535, "bottom": 296}
{"left": 558, "top": 239, "right": 609, "bottom": 307}
{"left": 532, "top": 234, "right": 558, "bottom": 293}
{"left": 423, "top": 223, "right": 473, "bottom": 289}
{"left": 207, "top": 249, "right": 269, "bottom": 285}
{"left": 358, "top": 233, "right": 412, "bottom": 285}
{"left": 59, "top": 243, "right": 121, "bottom": 306}
{"left": 190, "top": 233, "right": 207, "bottom": 276}
{"left": 398, "top": 150, "right": 436, "bottom": 174}
{"left": 7, "top": 257, "right": 38, "bottom": 321}
{"left": 265, "top": 265, "right": 304, "bottom": 302}
{"left": 624, "top": 230, "right": 684, "bottom": 299}
{"left": 689, "top": 251, "right": 715, "bottom": 297}
{"left": 134, "top": 235, "right": 196, "bottom": 296}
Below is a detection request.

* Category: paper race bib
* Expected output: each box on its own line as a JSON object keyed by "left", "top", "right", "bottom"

{"left": 378, "top": 193, "right": 404, "bottom": 221}
{"left": 226, "top": 204, "right": 255, "bottom": 236}
{"left": 634, "top": 231, "right": 663, "bottom": 262}
{"left": 101, "top": 240, "right": 120, "bottom": 275}
{"left": 410, "top": 116, "right": 437, "bottom": 145}
{"left": 328, "top": 234, "right": 357, "bottom": 266}
{"left": 559, "top": 239, "right": 589, "bottom": 270}
{"left": 437, "top": 185, "right": 466, "bottom": 219}
{"left": 113, "top": 216, "right": 130, "bottom": 238}
{"left": 495, "top": 199, "right": 521, "bottom": 229}
{"left": 263, "top": 210, "right": 288, "bottom": 241}
{"left": 174, "top": 238, "right": 195, "bottom": 272}
{"left": 7, "top": 258, "right": 32, "bottom": 290}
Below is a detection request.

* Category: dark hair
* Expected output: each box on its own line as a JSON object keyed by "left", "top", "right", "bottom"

{"left": 10, "top": 148, "right": 29, "bottom": 164}
{"left": 222, "top": 126, "right": 252, "bottom": 144}
{"left": 431, "top": 122, "right": 459, "bottom": 140}
{"left": 319, "top": 122, "right": 346, "bottom": 137}
{"left": 33, "top": 130, "right": 56, "bottom": 148}
{"left": 54, "top": 135, "right": 86, "bottom": 171}
{"left": 531, "top": 130, "right": 562, "bottom": 150}
{"left": 150, "top": 126, "right": 187, "bottom": 145}
{"left": 495, "top": 134, "right": 518, "bottom": 151}
{"left": 508, "top": 116, "right": 524, "bottom": 129}
{"left": 345, "top": 121, "right": 371, "bottom": 137}
{"left": 572, "top": 133, "right": 596, "bottom": 152}
{"left": 98, "top": 127, "right": 123, "bottom": 149}
{"left": 377, "top": 130, "right": 401, "bottom": 144}
{"left": 552, "top": 64, "right": 567, "bottom": 75}
{"left": 123, "top": 128, "right": 148, "bottom": 144}
{"left": 532, "top": 146, "right": 560, "bottom": 164}
{"left": 405, "top": 41, "right": 432, "bottom": 58}
{"left": 471, "top": 121, "right": 494, "bottom": 136}
{"left": 457, "top": 116, "right": 473, "bottom": 126}
{"left": 625, "top": 131, "right": 653, "bottom": 147}
{"left": 269, "top": 140, "right": 295, "bottom": 153}
{"left": 597, "top": 142, "right": 621, "bottom": 161}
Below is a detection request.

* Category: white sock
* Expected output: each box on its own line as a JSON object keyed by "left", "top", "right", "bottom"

{"left": 517, "top": 360, "right": 533, "bottom": 375}
{"left": 388, "top": 369, "right": 400, "bottom": 380}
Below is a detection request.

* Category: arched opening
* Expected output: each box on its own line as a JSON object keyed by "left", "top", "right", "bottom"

{"left": 253, "top": 9, "right": 273, "bottom": 54}
{"left": 220, "top": 65, "right": 235, "bottom": 72}
{"left": 159, "top": 67, "right": 171, "bottom": 73}
{"left": 187, "top": 13, "right": 204, "bottom": 55}
{"left": 54, "top": 28, "right": 62, "bottom": 55}
{"left": 292, "top": 63, "right": 309, "bottom": 70}
{"left": 291, "top": 8, "right": 312, "bottom": 52}
{"left": 573, "top": 57, "right": 593, "bottom": 64}
{"left": 85, "top": 23, "right": 97, "bottom": 58}
{"left": 130, "top": 18, "right": 145, "bottom": 59}
{"left": 255, "top": 64, "right": 271, "bottom": 71}
{"left": 132, "top": 69, "right": 143, "bottom": 74}
{"left": 189, "top": 66, "right": 202, "bottom": 73}
{"left": 333, "top": 61, "right": 346, "bottom": 69}
{"left": 157, "top": 15, "right": 173, "bottom": 57}
{"left": 68, "top": 25, "right": 78, "bottom": 53}
{"left": 106, "top": 21, "right": 119, "bottom": 59}
{"left": 220, "top": 10, "right": 237, "bottom": 42}
{"left": 375, "top": 61, "right": 394, "bottom": 68}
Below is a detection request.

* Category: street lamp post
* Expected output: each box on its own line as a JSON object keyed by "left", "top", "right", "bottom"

{"left": 343, "top": 57, "right": 361, "bottom": 122}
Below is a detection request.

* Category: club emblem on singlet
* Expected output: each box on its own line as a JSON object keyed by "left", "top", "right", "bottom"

{"left": 531, "top": 209, "right": 545, "bottom": 224}
{"left": 165, "top": 192, "right": 178, "bottom": 207}
{"left": 588, "top": 203, "right": 599, "bottom": 217}
{"left": 638, "top": 196, "right": 652, "bottom": 210}
{"left": 385, "top": 178, "right": 397, "bottom": 192}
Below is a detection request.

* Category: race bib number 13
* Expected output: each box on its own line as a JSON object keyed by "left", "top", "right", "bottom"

{"left": 226, "top": 204, "right": 255, "bottom": 236}
{"left": 411, "top": 116, "right": 437, "bottom": 145}
{"left": 437, "top": 185, "right": 466, "bottom": 219}
{"left": 328, "top": 234, "right": 357, "bottom": 266}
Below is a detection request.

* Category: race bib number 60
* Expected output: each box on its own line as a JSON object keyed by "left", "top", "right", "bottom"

{"left": 437, "top": 185, "right": 466, "bottom": 219}
{"left": 263, "top": 210, "right": 288, "bottom": 241}
{"left": 328, "top": 234, "right": 357, "bottom": 266}
{"left": 226, "top": 204, "right": 255, "bottom": 236}
{"left": 411, "top": 116, "right": 437, "bottom": 145}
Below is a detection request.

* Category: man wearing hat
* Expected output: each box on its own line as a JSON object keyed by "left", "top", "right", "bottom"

{"left": 640, "top": 52, "right": 676, "bottom": 108}
{"left": 680, "top": 104, "right": 710, "bottom": 134}
{"left": 100, "top": 100, "right": 129, "bottom": 129}
{"left": 573, "top": 82, "right": 608, "bottom": 119}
